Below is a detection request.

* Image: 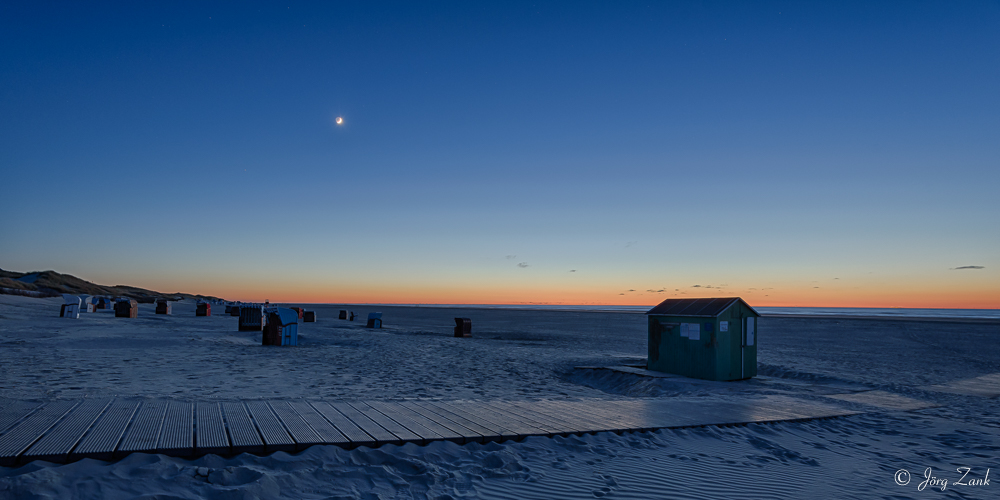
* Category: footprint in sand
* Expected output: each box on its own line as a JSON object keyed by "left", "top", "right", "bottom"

{"left": 205, "top": 466, "right": 265, "bottom": 486}
{"left": 592, "top": 474, "right": 619, "bottom": 497}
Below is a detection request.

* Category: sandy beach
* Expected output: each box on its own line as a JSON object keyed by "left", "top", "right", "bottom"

{"left": 1, "top": 294, "right": 997, "bottom": 499}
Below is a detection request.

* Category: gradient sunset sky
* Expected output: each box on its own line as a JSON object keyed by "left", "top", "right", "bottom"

{"left": 2, "top": 1, "right": 997, "bottom": 308}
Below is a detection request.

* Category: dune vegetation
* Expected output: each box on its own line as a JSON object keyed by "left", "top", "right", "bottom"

{"left": 0, "top": 268, "right": 220, "bottom": 303}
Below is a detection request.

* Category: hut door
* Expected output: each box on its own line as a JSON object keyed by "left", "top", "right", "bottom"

{"left": 741, "top": 317, "right": 756, "bottom": 379}
{"left": 740, "top": 316, "right": 744, "bottom": 379}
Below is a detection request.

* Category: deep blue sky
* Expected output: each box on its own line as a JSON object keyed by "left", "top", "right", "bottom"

{"left": 2, "top": 1, "right": 997, "bottom": 306}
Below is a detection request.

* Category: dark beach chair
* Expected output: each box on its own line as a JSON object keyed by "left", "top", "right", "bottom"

{"left": 263, "top": 308, "right": 299, "bottom": 346}
{"left": 454, "top": 318, "right": 472, "bottom": 337}
{"left": 115, "top": 299, "right": 138, "bottom": 318}
{"left": 239, "top": 305, "right": 264, "bottom": 331}
{"left": 60, "top": 294, "right": 81, "bottom": 318}
{"left": 155, "top": 299, "right": 171, "bottom": 315}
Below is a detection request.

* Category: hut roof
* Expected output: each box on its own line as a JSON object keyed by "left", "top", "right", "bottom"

{"left": 646, "top": 297, "right": 758, "bottom": 318}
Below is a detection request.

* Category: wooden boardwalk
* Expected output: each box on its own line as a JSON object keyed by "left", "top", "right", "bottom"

{"left": 0, "top": 396, "right": 858, "bottom": 466}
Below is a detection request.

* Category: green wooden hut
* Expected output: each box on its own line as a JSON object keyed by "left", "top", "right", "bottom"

{"left": 646, "top": 297, "right": 760, "bottom": 381}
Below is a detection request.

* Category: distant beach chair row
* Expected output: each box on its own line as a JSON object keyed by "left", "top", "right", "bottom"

{"left": 56, "top": 294, "right": 478, "bottom": 344}
{"left": 59, "top": 294, "right": 118, "bottom": 318}
{"left": 361, "top": 313, "right": 472, "bottom": 337}
{"left": 232, "top": 303, "right": 313, "bottom": 325}
{"left": 231, "top": 303, "right": 299, "bottom": 346}
{"left": 59, "top": 294, "right": 117, "bottom": 318}
{"left": 333, "top": 310, "right": 472, "bottom": 337}
{"left": 58, "top": 296, "right": 220, "bottom": 319}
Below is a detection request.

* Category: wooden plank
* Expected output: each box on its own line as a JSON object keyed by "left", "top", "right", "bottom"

{"left": 0, "top": 400, "right": 80, "bottom": 467}
{"left": 0, "top": 401, "right": 42, "bottom": 435}
{"left": 367, "top": 401, "right": 462, "bottom": 444}
{"left": 267, "top": 401, "right": 322, "bottom": 450}
{"left": 347, "top": 402, "right": 423, "bottom": 445}
{"left": 600, "top": 399, "right": 707, "bottom": 429}
{"left": 663, "top": 400, "right": 787, "bottom": 427}
{"left": 220, "top": 402, "right": 264, "bottom": 455}
{"left": 621, "top": 399, "right": 725, "bottom": 428}
{"left": 196, "top": 403, "right": 229, "bottom": 456}
{"left": 527, "top": 399, "right": 657, "bottom": 432}
{"left": 327, "top": 402, "right": 401, "bottom": 447}
{"left": 287, "top": 401, "right": 350, "bottom": 447}
{"left": 363, "top": 401, "right": 445, "bottom": 443}
{"left": 755, "top": 396, "right": 862, "bottom": 419}
{"left": 535, "top": 400, "right": 635, "bottom": 432}
{"left": 639, "top": 399, "right": 791, "bottom": 428}
{"left": 519, "top": 401, "right": 621, "bottom": 433}
{"left": 245, "top": 401, "right": 295, "bottom": 453}
{"left": 156, "top": 401, "right": 193, "bottom": 457}
{"left": 413, "top": 401, "right": 515, "bottom": 442}
{"left": 442, "top": 400, "right": 544, "bottom": 439}
{"left": 720, "top": 399, "right": 808, "bottom": 422}
{"left": 478, "top": 401, "right": 571, "bottom": 436}
{"left": 588, "top": 399, "right": 677, "bottom": 430}
{"left": 410, "top": 401, "right": 509, "bottom": 442}
{"left": 71, "top": 399, "right": 140, "bottom": 461}
{"left": 399, "top": 401, "right": 488, "bottom": 444}
{"left": 0, "top": 393, "right": 869, "bottom": 466}
{"left": 568, "top": 399, "right": 649, "bottom": 425}
{"left": 117, "top": 401, "right": 167, "bottom": 456}
{"left": 722, "top": 397, "right": 824, "bottom": 422}
{"left": 445, "top": 401, "right": 551, "bottom": 439}
{"left": 308, "top": 401, "right": 377, "bottom": 448}
{"left": 597, "top": 400, "right": 678, "bottom": 430}
{"left": 503, "top": 400, "right": 596, "bottom": 434}
{"left": 507, "top": 401, "right": 609, "bottom": 434}
{"left": 22, "top": 399, "right": 111, "bottom": 463}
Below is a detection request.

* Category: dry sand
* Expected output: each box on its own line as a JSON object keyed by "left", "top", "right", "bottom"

{"left": 1, "top": 294, "right": 998, "bottom": 499}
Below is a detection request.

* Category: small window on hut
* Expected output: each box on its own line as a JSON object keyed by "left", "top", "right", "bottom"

{"left": 681, "top": 323, "right": 700, "bottom": 341}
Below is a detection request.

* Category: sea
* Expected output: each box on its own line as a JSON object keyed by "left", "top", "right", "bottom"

{"left": 319, "top": 303, "right": 1000, "bottom": 319}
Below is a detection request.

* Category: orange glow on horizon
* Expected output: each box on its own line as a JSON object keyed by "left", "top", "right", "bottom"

{"left": 75, "top": 269, "right": 999, "bottom": 310}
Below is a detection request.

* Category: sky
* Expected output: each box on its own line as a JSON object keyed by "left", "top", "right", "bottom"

{"left": 1, "top": 1, "right": 998, "bottom": 308}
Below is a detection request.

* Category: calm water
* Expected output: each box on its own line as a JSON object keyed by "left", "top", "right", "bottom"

{"left": 756, "top": 306, "right": 1000, "bottom": 319}
{"left": 314, "top": 303, "right": 1000, "bottom": 319}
